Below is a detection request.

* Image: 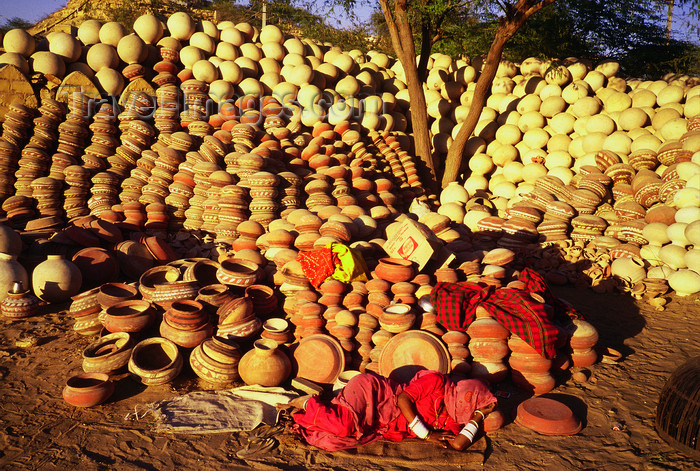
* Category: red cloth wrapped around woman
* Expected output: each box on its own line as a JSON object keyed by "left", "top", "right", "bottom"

{"left": 291, "top": 370, "right": 497, "bottom": 451}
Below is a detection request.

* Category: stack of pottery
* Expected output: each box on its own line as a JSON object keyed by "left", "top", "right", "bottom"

{"left": 238, "top": 338, "right": 291, "bottom": 387}
{"left": 355, "top": 312, "right": 378, "bottom": 371}
{"left": 69, "top": 287, "right": 103, "bottom": 335}
{"left": 294, "top": 300, "right": 325, "bottom": 339}
{"left": 183, "top": 161, "right": 218, "bottom": 230}
{"left": 216, "top": 295, "right": 261, "bottom": 339}
{"left": 247, "top": 171, "right": 280, "bottom": 229}
{"left": 329, "top": 309, "right": 357, "bottom": 353}
{"left": 119, "top": 201, "right": 147, "bottom": 231}
{"left": 318, "top": 279, "right": 346, "bottom": 309}
{"left": 160, "top": 300, "right": 213, "bottom": 348}
{"left": 245, "top": 284, "right": 278, "bottom": 317}
{"left": 216, "top": 184, "right": 250, "bottom": 242}
{"left": 29, "top": 177, "right": 62, "bottom": 218}
{"left": 82, "top": 104, "right": 118, "bottom": 174}
{"left": 567, "top": 319, "right": 599, "bottom": 367}
{"left": 144, "top": 202, "right": 169, "bottom": 234}
{"left": 2, "top": 195, "right": 36, "bottom": 227}
{"left": 0, "top": 142, "right": 20, "bottom": 200}
{"left": 89, "top": 171, "right": 120, "bottom": 217}
{"left": 367, "top": 329, "right": 393, "bottom": 373}
{"left": 279, "top": 259, "right": 312, "bottom": 297}
{"left": 128, "top": 337, "right": 184, "bottom": 385}
{"left": 125, "top": 150, "right": 154, "bottom": 205}
{"left": 277, "top": 171, "right": 303, "bottom": 217}
{"left": 1, "top": 281, "right": 41, "bottom": 319}
{"left": 442, "top": 331, "right": 471, "bottom": 376}
{"left": 82, "top": 332, "right": 134, "bottom": 374}
{"left": 508, "top": 334, "right": 556, "bottom": 395}
{"left": 190, "top": 335, "right": 242, "bottom": 386}
{"left": 2, "top": 104, "right": 35, "bottom": 149}
{"left": 234, "top": 148, "right": 265, "bottom": 189}
{"left": 366, "top": 278, "right": 392, "bottom": 311}
{"left": 467, "top": 315, "right": 510, "bottom": 383}
{"left": 196, "top": 283, "right": 236, "bottom": 320}
{"left": 15, "top": 147, "right": 50, "bottom": 198}
{"left": 292, "top": 211, "right": 323, "bottom": 251}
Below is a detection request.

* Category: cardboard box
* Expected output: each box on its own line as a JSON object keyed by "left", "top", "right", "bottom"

{"left": 384, "top": 218, "right": 455, "bottom": 270}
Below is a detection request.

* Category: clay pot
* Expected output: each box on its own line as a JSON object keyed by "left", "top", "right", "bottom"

{"left": 151, "top": 280, "right": 200, "bottom": 309}
{"left": 32, "top": 255, "right": 82, "bottom": 303}
{"left": 160, "top": 317, "right": 213, "bottom": 349}
{"left": 216, "top": 258, "right": 260, "bottom": 288}
{"left": 196, "top": 284, "right": 235, "bottom": 316}
{"left": 138, "top": 265, "right": 181, "bottom": 301}
{"left": 102, "top": 300, "right": 154, "bottom": 333}
{"left": 128, "top": 337, "right": 184, "bottom": 385}
{"left": 183, "top": 259, "right": 221, "bottom": 286}
{"left": 82, "top": 332, "right": 134, "bottom": 374}
{"left": 0, "top": 224, "right": 22, "bottom": 256}
{"left": 190, "top": 336, "right": 241, "bottom": 385}
{"left": 217, "top": 296, "right": 254, "bottom": 325}
{"left": 668, "top": 269, "right": 700, "bottom": 297}
{"left": 1, "top": 281, "right": 41, "bottom": 319}
{"left": 374, "top": 258, "right": 417, "bottom": 283}
{"left": 378, "top": 303, "right": 416, "bottom": 333}
{"left": 244, "top": 284, "right": 278, "bottom": 316}
{"left": 164, "top": 300, "right": 208, "bottom": 330}
{"left": 261, "top": 318, "right": 293, "bottom": 345}
{"left": 238, "top": 338, "right": 291, "bottom": 386}
{"left": 72, "top": 247, "right": 119, "bottom": 288}
{"left": 0, "top": 253, "right": 29, "bottom": 303}
{"left": 97, "top": 282, "right": 139, "bottom": 309}
{"left": 62, "top": 373, "right": 114, "bottom": 407}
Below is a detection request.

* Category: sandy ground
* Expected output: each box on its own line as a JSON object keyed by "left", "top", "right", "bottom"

{"left": 1, "top": 286, "right": 699, "bottom": 471}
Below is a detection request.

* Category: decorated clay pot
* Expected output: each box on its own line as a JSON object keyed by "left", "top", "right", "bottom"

{"left": 97, "top": 282, "right": 139, "bottom": 309}
{"left": 62, "top": 373, "right": 115, "bottom": 407}
{"left": 32, "top": 255, "right": 82, "bottom": 303}
{"left": 82, "top": 332, "right": 134, "bottom": 374}
{"left": 1, "top": 281, "right": 41, "bottom": 319}
{"left": 128, "top": 337, "right": 184, "bottom": 385}
{"left": 244, "top": 284, "right": 278, "bottom": 316}
{"left": 238, "top": 338, "right": 291, "bottom": 386}
{"left": 190, "top": 336, "right": 242, "bottom": 385}
{"left": 378, "top": 303, "right": 416, "bottom": 333}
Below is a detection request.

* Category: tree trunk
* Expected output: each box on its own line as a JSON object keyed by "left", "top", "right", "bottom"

{"left": 417, "top": 22, "right": 432, "bottom": 82}
{"left": 441, "top": 0, "right": 556, "bottom": 189}
{"left": 379, "top": 0, "right": 439, "bottom": 194}
{"left": 665, "top": 0, "right": 675, "bottom": 43}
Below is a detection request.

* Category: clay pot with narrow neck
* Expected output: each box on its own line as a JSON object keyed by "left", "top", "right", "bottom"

{"left": 238, "top": 338, "right": 291, "bottom": 387}
{"left": 32, "top": 254, "right": 82, "bottom": 303}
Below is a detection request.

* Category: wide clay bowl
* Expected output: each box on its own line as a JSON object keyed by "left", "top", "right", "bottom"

{"left": 128, "top": 337, "right": 183, "bottom": 385}
{"left": 374, "top": 258, "right": 417, "bottom": 283}
{"left": 102, "top": 300, "right": 154, "bottom": 333}
{"left": 82, "top": 331, "right": 134, "bottom": 374}
{"left": 62, "top": 372, "right": 115, "bottom": 407}
{"left": 515, "top": 397, "right": 582, "bottom": 435}
{"left": 96, "top": 282, "right": 139, "bottom": 309}
{"left": 138, "top": 265, "right": 180, "bottom": 300}
{"left": 216, "top": 258, "right": 260, "bottom": 287}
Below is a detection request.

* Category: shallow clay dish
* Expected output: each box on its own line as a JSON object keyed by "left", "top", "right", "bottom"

{"left": 515, "top": 397, "right": 582, "bottom": 435}
{"left": 291, "top": 334, "right": 345, "bottom": 385}
{"left": 379, "top": 330, "right": 450, "bottom": 383}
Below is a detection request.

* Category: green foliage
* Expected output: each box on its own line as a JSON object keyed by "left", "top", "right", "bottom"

{"left": 0, "top": 17, "right": 33, "bottom": 34}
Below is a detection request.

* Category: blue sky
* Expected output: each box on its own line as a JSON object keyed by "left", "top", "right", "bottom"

{"left": 0, "top": 0, "right": 696, "bottom": 44}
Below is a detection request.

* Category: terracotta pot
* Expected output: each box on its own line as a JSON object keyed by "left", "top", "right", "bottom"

{"left": 32, "top": 254, "right": 82, "bottom": 303}
{"left": 217, "top": 296, "right": 254, "bottom": 325}
{"left": 159, "top": 318, "right": 213, "bottom": 348}
{"left": 183, "top": 259, "right": 221, "bottom": 286}
{"left": 190, "top": 337, "right": 241, "bottom": 385}
{"left": 467, "top": 317, "right": 510, "bottom": 340}
{"left": 102, "top": 300, "right": 154, "bottom": 333}
{"left": 69, "top": 288, "right": 102, "bottom": 318}
{"left": 128, "top": 337, "right": 183, "bottom": 385}
{"left": 216, "top": 258, "right": 260, "bottom": 287}
{"left": 196, "top": 284, "right": 235, "bottom": 316}
{"left": 509, "top": 352, "right": 553, "bottom": 374}
{"left": 73, "top": 312, "right": 103, "bottom": 336}
{"left": 151, "top": 280, "right": 200, "bottom": 309}
{"left": 511, "top": 370, "right": 556, "bottom": 395}
{"left": 138, "top": 265, "right": 181, "bottom": 301}
{"left": 1, "top": 281, "right": 41, "bottom": 319}
{"left": 82, "top": 332, "right": 134, "bottom": 374}
{"left": 63, "top": 373, "right": 114, "bottom": 407}
{"left": 164, "top": 300, "right": 208, "bottom": 330}
{"left": 72, "top": 247, "right": 120, "bottom": 288}
{"left": 238, "top": 338, "right": 291, "bottom": 386}
{"left": 244, "top": 284, "right": 278, "bottom": 316}
{"left": 378, "top": 303, "right": 416, "bottom": 333}
{"left": 97, "top": 282, "right": 139, "bottom": 309}
{"left": 374, "top": 258, "right": 416, "bottom": 283}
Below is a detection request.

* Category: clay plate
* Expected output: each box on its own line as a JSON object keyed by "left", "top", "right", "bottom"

{"left": 515, "top": 397, "right": 582, "bottom": 436}
{"left": 379, "top": 330, "right": 450, "bottom": 383}
{"left": 291, "top": 334, "right": 345, "bottom": 385}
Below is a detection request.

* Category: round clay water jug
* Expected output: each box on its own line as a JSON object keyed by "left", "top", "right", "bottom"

{"left": 32, "top": 254, "right": 82, "bottom": 303}
{"left": 238, "top": 338, "right": 291, "bottom": 387}
{"left": 0, "top": 253, "right": 29, "bottom": 303}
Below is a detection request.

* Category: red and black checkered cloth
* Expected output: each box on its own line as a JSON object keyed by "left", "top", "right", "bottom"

{"left": 430, "top": 268, "right": 584, "bottom": 359}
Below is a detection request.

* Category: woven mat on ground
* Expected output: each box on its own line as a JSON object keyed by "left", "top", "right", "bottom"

{"left": 139, "top": 385, "right": 298, "bottom": 434}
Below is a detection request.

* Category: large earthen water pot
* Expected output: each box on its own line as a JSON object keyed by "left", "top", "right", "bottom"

{"left": 30, "top": 51, "right": 65, "bottom": 77}
{"left": 3, "top": 29, "right": 35, "bottom": 57}
{"left": 167, "top": 12, "right": 195, "bottom": 41}
{"left": 238, "top": 338, "right": 291, "bottom": 387}
{"left": 48, "top": 32, "right": 81, "bottom": 63}
{"left": 117, "top": 34, "right": 147, "bottom": 64}
{"left": 133, "top": 14, "right": 164, "bottom": 44}
{"left": 77, "top": 19, "right": 102, "bottom": 45}
{"left": 99, "top": 21, "right": 126, "bottom": 47}
{"left": 32, "top": 255, "right": 82, "bottom": 303}
{"left": 86, "top": 43, "right": 118, "bottom": 72}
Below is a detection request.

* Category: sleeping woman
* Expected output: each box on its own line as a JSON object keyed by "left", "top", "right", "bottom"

{"left": 278, "top": 369, "right": 497, "bottom": 451}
